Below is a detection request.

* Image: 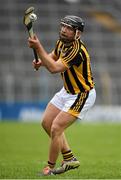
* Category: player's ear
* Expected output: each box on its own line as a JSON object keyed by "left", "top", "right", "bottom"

{"left": 75, "top": 30, "right": 81, "bottom": 40}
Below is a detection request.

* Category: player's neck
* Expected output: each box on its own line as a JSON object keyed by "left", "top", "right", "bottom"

{"left": 64, "top": 39, "right": 78, "bottom": 47}
{"left": 63, "top": 41, "right": 73, "bottom": 47}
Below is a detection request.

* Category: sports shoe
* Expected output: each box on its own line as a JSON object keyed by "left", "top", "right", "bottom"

{"left": 41, "top": 166, "right": 55, "bottom": 176}
{"left": 53, "top": 157, "right": 80, "bottom": 174}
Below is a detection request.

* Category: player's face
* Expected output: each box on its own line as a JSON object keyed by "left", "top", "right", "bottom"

{"left": 59, "top": 23, "right": 76, "bottom": 43}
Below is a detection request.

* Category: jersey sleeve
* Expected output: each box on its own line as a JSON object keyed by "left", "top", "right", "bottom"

{"left": 53, "top": 40, "right": 60, "bottom": 57}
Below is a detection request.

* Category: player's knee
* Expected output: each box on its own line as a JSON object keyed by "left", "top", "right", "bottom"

{"left": 41, "top": 119, "right": 45, "bottom": 128}
{"left": 41, "top": 118, "right": 48, "bottom": 130}
{"left": 51, "top": 123, "right": 61, "bottom": 138}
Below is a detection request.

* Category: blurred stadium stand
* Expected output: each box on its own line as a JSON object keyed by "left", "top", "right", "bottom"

{"left": 0, "top": 0, "right": 121, "bottom": 120}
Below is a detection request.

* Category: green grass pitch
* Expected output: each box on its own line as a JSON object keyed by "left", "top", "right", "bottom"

{"left": 0, "top": 121, "right": 121, "bottom": 179}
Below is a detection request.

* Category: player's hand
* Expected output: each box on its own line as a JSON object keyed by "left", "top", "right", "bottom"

{"left": 32, "top": 59, "right": 42, "bottom": 70}
{"left": 28, "top": 34, "right": 40, "bottom": 50}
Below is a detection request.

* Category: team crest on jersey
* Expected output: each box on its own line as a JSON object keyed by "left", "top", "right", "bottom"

{"left": 61, "top": 47, "right": 73, "bottom": 58}
{"left": 58, "top": 47, "right": 68, "bottom": 57}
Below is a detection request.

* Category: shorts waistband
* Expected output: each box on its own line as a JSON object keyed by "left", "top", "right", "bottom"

{"left": 65, "top": 87, "right": 94, "bottom": 95}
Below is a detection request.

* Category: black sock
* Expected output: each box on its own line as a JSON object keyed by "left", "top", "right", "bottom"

{"left": 48, "top": 161, "right": 56, "bottom": 168}
{"left": 62, "top": 150, "right": 74, "bottom": 161}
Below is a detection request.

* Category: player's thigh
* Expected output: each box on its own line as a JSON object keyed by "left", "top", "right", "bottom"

{"left": 51, "top": 111, "right": 77, "bottom": 136}
{"left": 41, "top": 103, "right": 61, "bottom": 131}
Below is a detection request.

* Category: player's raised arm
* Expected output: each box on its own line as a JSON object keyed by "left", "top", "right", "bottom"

{"left": 28, "top": 35, "right": 67, "bottom": 73}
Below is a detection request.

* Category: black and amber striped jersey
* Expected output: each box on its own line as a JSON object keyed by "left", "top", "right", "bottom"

{"left": 53, "top": 39, "right": 95, "bottom": 94}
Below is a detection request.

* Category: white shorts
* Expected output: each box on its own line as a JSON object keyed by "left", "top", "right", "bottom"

{"left": 50, "top": 87, "right": 96, "bottom": 120}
